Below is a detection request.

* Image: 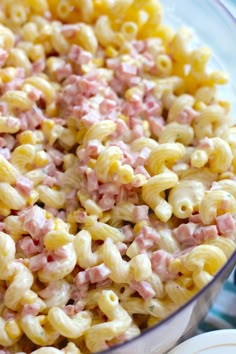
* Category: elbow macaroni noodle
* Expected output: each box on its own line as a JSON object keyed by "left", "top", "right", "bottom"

{"left": 0, "top": 0, "right": 234, "bottom": 352}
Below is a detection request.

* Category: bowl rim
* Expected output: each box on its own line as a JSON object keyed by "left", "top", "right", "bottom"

{"left": 98, "top": 251, "right": 236, "bottom": 353}
{"left": 217, "top": 0, "right": 236, "bottom": 24}
{"left": 97, "top": 0, "right": 236, "bottom": 352}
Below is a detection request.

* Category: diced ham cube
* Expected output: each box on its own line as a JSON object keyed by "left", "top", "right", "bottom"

{"left": 16, "top": 176, "right": 33, "bottom": 196}
{"left": 120, "top": 63, "right": 137, "bottom": 76}
{"left": 55, "top": 63, "right": 72, "bottom": 82}
{"left": 121, "top": 225, "right": 134, "bottom": 242}
{"left": 0, "top": 148, "right": 10, "bottom": 159}
{"left": 2, "top": 309, "right": 16, "bottom": 321}
{"left": 0, "top": 102, "right": 8, "bottom": 115}
{"left": 136, "top": 235, "right": 154, "bottom": 249}
{"left": 199, "top": 137, "right": 214, "bottom": 150}
{"left": 79, "top": 78, "right": 98, "bottom": 97}
{"left": 43, "top": 175, "right": 57, "bottom": 187}
{"left": 173, "top": 222, "right": 198, "bottom": 247}
{"left": 0, "top": 48, "right": 8, "bottom": 67}
{"left": 189, "top": 213, "right": 202, "bottom": 223}
{"left": 193, "top": 225, "right": 218, "bottom": 243}
{"left": 86, "top": 139, "right": 103, "bottom": 158}
{"left": 116, "top": 242, "right": 128, "bottom": 255}
{"left": 99, "top": 98, "right": 117, "bottom": 115}
{"left": 142, "top": 226, "right": 160, "bottom": 242}
{"left": 148, "top": 116, "right": 165, "bottom": 137}
{"left": 32, "top": 59, "right": 46, "bottom": 74}
{"left": 27, "top": 87, "right": 43, "bottom": 101}
{"left": 61, "top": 24, "right": 80, "bottom": 38}
{"left": 17, "top": 236, "right": 42, "bottom": 256}
{"left": 22, "top": 302, "right": 41, "bottom": 317}
{"left": 130, "top": 280, "right": 155, "bottom": 300}
{"left": 177, "top": 107, "right": 199, "bottom": 124}
{"left": 98, "top": 194, "right": 115, "bottom": 211}
{"left": 216, "top": 213, "right": 235, "bottom": 236}
{"left": 133, "top": 205, "right": 149, "bottom": 222}
{"left": 88, "top": 263, "right": 111, "bottom": 284}
{"left": 23, "top": 205, "right": 47, "bottom": 239}
{"left": 4, "top": 134, "right": 15, "bottom": 150}
{"left": 86, "top": 168, "right": 99, "bottom": 192}
{"left": 62, "top": 305, "right": 76, "bottom": 317}
{"left": 29, "top": 253, "right": 47, "bottom": 272}
{"left": 134, "top": 166, "right": 150, "bottom": 179}
{"left": 151, "top": 250, "right": 173, "bottom": 280}
{"left": 75, "top": 271, "right": 90, "bottom": 287}
{"left": 144, "top": 98, "right": 162, "bottom": 117}
{"left": 68, "top": 45, "right": 92, "bottom": 65}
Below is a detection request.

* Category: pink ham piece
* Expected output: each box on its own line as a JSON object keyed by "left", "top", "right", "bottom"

{"left": 133, "top": 147, "right": 151, "bottom": 168}
{"left": 216, "top": 213, "right": 236, "bottom": 236}
{"left": 148, "top": 116, "right": 165, "bottom": 137}
{"left": 43, "top": 175, "right": 57, "bottom": 187}
{"left": 17, "top": 236, "right": 42, "bottom": 257}
{"left": 81, "top": 110, "right": 101, "bottom": 128}
{"left": 144, "top": 97, "right": 162, "bottom": 117}
{"left": 71, "top": 285, "right": 88, "bottom": 302}
{"left": 116, "top": 242, "right": 128, "bottom": 255}
{"left": 3, "top": 134, "right": 15, "bottom": 150}
{"left": 55, "top": 63, "right": 72, "bottom": 82}
{"left": 29, "top": 253, "right": 47, "bottom": 272}
{"left": 0, "top": 148, "right": 10, "bottom": 159}
{"left": 22, "top": 205, "right": 47, "bottom": 239}
{"left": 193, "top": 225, "right": 218, "bottom": 243}
{"left": 0, "top": 102, "right": 8, "bottom": 115}
{"left": 121, "top": 225, "right": 134, "bottom": 242}
{"left": 151, "top": 250, "right": 173, "bottom": 280}
{"left": 176, "top": 107, "right": 199, "bottom": 124}
{"left": 75, "top": 271, "right": 90, "bottom": 287}
{"left": 38, "top": 281, "right": 60, "bottom": 298}
{"left": 62, "top": 305, "right": 76, "bottom": 316}
{"left": 26, "top": 107, "right": 45, "bottom": 129}
{"left": 199, "top": 137, "right": 214, "bottom": 150}
{"left": 86, "top": 169, "right": 99, "bottom": 192}
{"left": 88, "top": 263, "right": 111, "bottom": 284}
{"left": 133, "top": 205, "right": 149, "bottom": 222}
{"left": 27, "top": 87, "right": 43, "bottom": 101}
{"left": 22, "top": 302, "right": 41, "bottom": 317}
{"left": 0, "top": 48, "right": 8, "bottom": 67}
{"left": 61, "top": 24, "right": 80, "bottom": 38}
{"left": 142, "top": 225, "right": 160, "bottom": 242}
{"left": 98, "top": 194, "right": 115, "bottom": 211}
{"left": 16, "top": 176, "right": 33, "bottom": 196}
{"left": 99, "top": 98, "right": 117, "bottom": 115}
{"left": 2, "top": 309, "right": 16, "bottom": 321}
{"left": 68, "top": 45, "right": 92, "bottom": 65}
{"left": 134, "top": 166, "right": 150, "bottom": 179}
{"left": 135, "top": 235, "right": 154, "bottom": 250}
{"left": 78, "top": 78, "right": 99, "bottom": 98}
{"left": 173, "top": 222, "right": 198, "bottom": 248}
{"left": 130, "top": 280, "right": 155, "bottom": 300}
{"left": 32, "top": 59, "right": 46, "bottom": 74}
{"left": 86, "top": 139, "right": 103, "bottom": 158}
{"left": 98, "top": 183, "right": 120, "bottom": 195}
{"left": 189, "top": 213, "right": 202, "bottom": 223}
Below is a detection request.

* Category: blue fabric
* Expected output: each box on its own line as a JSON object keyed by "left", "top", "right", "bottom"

{"left": 198, "top": 268, "right": 236, "bottom": 332}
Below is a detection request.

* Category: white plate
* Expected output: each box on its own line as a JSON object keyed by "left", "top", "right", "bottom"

{"left": 168, "top": 329, "right": 236, "bottom": 354}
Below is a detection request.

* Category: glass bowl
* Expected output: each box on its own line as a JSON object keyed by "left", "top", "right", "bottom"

{"left": 98, "top": 1, "right": 236, "bottom": 353}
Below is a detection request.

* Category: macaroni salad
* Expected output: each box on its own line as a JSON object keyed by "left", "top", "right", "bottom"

{"left": 0, "top": 0, "right": 235, "bottom": 353}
